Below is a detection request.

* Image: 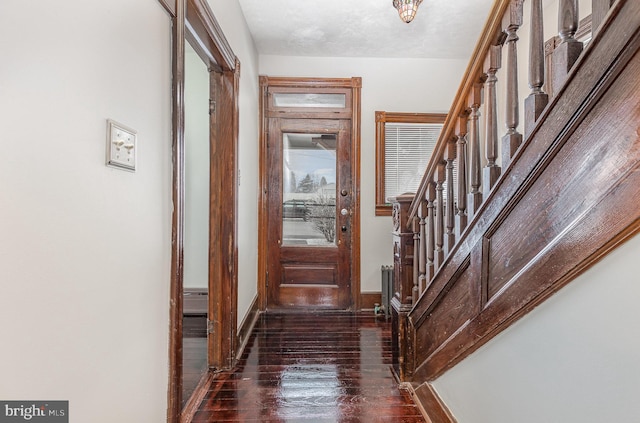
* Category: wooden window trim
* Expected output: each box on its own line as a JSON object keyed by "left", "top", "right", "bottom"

{"left": 375, "top": 111, "right": 447, "bottom": 216}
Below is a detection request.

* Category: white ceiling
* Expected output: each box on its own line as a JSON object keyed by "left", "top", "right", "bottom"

{"left": 237, "top": 0, "right": 495, "bottom": 59}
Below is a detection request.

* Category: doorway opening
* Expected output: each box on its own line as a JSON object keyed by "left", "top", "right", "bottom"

{"left": 163, "top": 0, "right": 239, "bottom": 422}
{"left": 181, "top": 39, "right": 210, "bottom": 410}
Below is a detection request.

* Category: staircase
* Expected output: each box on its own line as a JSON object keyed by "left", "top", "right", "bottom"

{"left": 390, "top": 0, "right": 640, "bottom": 420}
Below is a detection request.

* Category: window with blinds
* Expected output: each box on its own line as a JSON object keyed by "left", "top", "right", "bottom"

{"left": 384, "top": 122, "right": 443, "bottom": 202}
{"left": 375, "top": 112, "right": 447, "bottom": 216}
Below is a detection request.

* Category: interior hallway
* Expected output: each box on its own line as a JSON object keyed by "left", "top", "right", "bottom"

{"left": 190, "top": 312, "right": 426, "bottom": 422}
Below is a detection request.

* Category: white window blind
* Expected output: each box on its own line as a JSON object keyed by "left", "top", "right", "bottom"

{"left": 384, "top": 122, "right": 444, "bottom": 202}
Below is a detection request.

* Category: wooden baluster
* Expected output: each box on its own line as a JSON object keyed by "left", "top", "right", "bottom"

{"left": 455, "top": 115, "right": 468, "bottom": 238}
{"left": 467, "top": 83, "right": 483, "bottom": 217}
{"left": 550, "top": 0, "right": 583, "bottom": 94}
{"left": 502, "top": 0, "right": 524, "bottom": 168}
{"left": 426, "top": 182, "right": 436, "bottom": 281}
{"left": 434, "top": 163, "right": 446, "bottom": 270}
{"left": 412, "top": 216, "right": 420, "bottom": 305}
{"left": 524, "top": 0, "right": 549, "bottom": 138}
{"left": 592, "top": 0, "right": 615, "bottom": 36}
{"left": 418, "top": 202, "right": 427, "bottom": 296}
{"left": 482, "top": 44, "right": 502, "bottom": 200}
{"left": 445, "top": 140, "right": 456, "bottom": 255}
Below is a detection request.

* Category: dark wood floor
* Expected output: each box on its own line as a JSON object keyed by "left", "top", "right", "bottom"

{"left": 183, "top": 315, "right": 208, "bottom": 407}
{"left": 191, "top": 312, "right": 426, "bottom": 422}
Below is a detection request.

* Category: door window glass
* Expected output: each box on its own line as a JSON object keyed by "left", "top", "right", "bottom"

{"left": 282, "top": 133, "right": 337, "bottom": 246}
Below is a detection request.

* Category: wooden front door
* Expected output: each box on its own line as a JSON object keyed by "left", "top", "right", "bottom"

{"left": 266, "top": 118, "right": 353, "bottom": 309}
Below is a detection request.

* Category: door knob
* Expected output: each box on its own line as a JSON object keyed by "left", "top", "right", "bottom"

{"left": 340, "top": 189, "right": 348, "bottom": 196}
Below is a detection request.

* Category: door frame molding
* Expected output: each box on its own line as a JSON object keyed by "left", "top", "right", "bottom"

{"left": 164, "top": 1, "right": 239, "bottom": 422}
{"left": 258, "top": 76, "right": 362, "bottom": 311}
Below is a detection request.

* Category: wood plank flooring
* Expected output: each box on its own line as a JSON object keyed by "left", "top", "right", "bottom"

{"left": 191, "top": 312, "right": 426, "bottom": 422}
{"left": 183, "top": 315, "right": 208, "bottom": 408}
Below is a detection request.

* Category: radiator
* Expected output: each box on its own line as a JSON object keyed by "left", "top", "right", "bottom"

{"left": 380, "top": 265, "right": 394, "bottom": 318}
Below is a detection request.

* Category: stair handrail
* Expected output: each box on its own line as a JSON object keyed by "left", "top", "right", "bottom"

{"left": 407, "top": 0, "right": 512, "bottom": 225}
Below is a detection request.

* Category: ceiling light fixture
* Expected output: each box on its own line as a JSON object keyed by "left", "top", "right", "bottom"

{"left": 392, "top": 0, "right": 423, "bottom": 24}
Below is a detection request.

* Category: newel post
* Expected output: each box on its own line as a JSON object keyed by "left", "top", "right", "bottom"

{"left": 389, "top": 193, "right": 417, "bottom": 382}
{"left": 390, "top": 193, "right": 416, "bottom": 306}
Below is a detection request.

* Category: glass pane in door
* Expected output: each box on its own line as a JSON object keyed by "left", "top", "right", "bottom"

{"left": 282, "top": 133, "right": 336, "bottom": 247}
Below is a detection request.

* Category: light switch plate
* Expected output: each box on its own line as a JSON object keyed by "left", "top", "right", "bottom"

{"left": 106, "top": 119, "right": 137, "bottom": 172}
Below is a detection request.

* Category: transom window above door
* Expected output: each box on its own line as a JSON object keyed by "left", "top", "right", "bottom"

{"left": 375, "top": 111, "right": 446, "bottom": 216}
{"left": 263, "top": 79, "right": 354, "bottom": 119}
{"left": 272, "top": 93, "right": 346, "bottom": 109}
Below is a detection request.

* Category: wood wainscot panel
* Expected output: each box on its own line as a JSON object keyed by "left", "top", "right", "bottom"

{"left": 484, "top": 86, "right": 640, "bottom": 303}
{"left": 410, "top": 246, "right": 482, "bottom": 381}
{"left": 413, "top": 258, "right": 474, "bottom": 362}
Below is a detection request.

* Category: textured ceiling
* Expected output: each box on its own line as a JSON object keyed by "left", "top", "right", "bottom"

{"left": 237, "top": 0, "right": 495, "bottom": 59}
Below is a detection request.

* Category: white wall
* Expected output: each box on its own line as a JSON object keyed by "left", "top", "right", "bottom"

{"left": 184, "top": 45, "right": 211, "bottom": 289}
{"left": 258, "top": 56, "right": 467, "bottom": 292}
{"left": 207, "top": 0, "right": 261, "bottom": 326}
{"left": 0, "top": 1, "right": 172, "bottom": 422}
{"left": 433, "top": 233, "right": 640, "bottom": 422}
